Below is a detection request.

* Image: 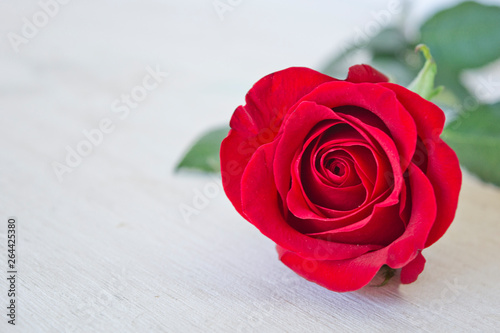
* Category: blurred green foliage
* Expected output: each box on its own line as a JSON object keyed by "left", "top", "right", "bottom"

{"left": 443, "top": 103, "right": 500, "bottom": 186}
{"left": 177, "top": 1, "right": 500, "bottom": 187}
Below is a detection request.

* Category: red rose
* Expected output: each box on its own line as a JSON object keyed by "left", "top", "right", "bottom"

{"left": 220, "top": 65, "right": 462, "bottom": 292}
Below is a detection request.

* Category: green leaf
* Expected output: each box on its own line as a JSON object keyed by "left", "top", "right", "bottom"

{"left": 443, "top": 103, "right": 500, "bottom": 186}
{"left": 420, "top": 1, "right": 500, "bottom": 70}
{"left": 176, "top": 126, "right": 229, "bottom": 173}
{"left": 408, "top": 44, "right": 443, "bottom": 101}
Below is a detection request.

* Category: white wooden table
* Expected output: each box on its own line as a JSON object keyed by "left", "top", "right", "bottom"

{"left": 1, "top": 1, "right": 499, "bottom": 332}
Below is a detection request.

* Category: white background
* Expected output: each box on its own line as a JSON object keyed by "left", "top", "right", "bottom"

{"left": 1, "top": 0, "right": 499, "bottom": 331}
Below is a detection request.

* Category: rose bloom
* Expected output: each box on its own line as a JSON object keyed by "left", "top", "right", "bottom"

{"left": 220, "top": 65, "right": 461, "bottom": 292}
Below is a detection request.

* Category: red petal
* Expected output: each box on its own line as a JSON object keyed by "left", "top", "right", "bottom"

{"left": 423, "top": 141, "right": 461, "bottom": 247}
{"left": 385, "top": 163, "right": 437, "bottom": 267}
{"left": 220, "top": 129, "right": 253, "bottom": 216}
{"left": 400, "top": 251, "right": 426, "bottom": 284}
{"left": 308, "top": 204, "right": 405, "bottom": 246}
{"left": 346, "top": 64, "right": 389, "bottom": 83}
{"left": 338, "top": 112, "right": 402, "bottom": 200}
{"left": 277, "top": 244, "right": 382, "bottom": 292}
{"left": 381, "top": 83, "right": 462, "bottom": 247}
{"left": 298, "top": 143, "right": 367, "bottom": 212}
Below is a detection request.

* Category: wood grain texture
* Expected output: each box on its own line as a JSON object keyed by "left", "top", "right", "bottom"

{"left": 0, "top": 1, "right": 499, "bottom": 332}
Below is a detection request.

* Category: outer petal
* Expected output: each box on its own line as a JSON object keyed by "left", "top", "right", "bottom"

{"left": 220, "top": 129, "right": 253, "bottom": 216}
{"left": 346, "top": 64, "right": 389, "bottom": 83}
{"left": 233, "top": 67, "right": 336, "bottom": 136}
{"left": 221, "top": 68, "right": 335, "bottom": 213}
{"left": 380, "top": 83, "right": 462, "bottom": 247}
{"left": 384, "top": 163, "right": 437, "bottom": 267}
{"left": 277, "top": 244, "right": 383, "bottom": 292}
{"left": 400, "top": 251, "right": 426, "bottom": 284}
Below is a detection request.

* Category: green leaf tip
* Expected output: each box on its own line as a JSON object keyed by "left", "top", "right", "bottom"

{"left": 408, "top": 44, "right": 443, "bottom": 101}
